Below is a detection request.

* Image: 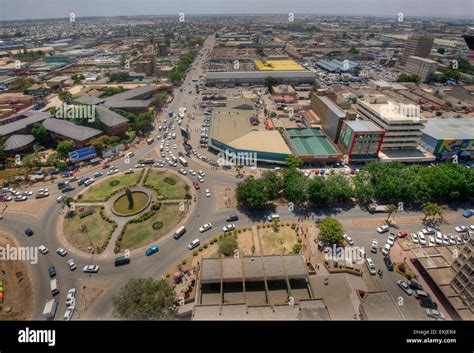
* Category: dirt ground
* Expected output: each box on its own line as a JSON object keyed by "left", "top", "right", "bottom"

{"left": 216, "top": 187, "right": 236, "bottom": 209}
{"left": 0, "top": 231, "right": 34, "bottom": 320}
{"left": 2, "top": 197, "right": 53, "bottom": 215}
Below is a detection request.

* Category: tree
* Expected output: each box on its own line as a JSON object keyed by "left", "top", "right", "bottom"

{"left": 260, "top": 170, "right": 283, "bottom": 200}
{"left": 58, "top": 90, "right": 73, "bottom": 103}
{"left": 397, "top": 73, "right": 420, "bottom": 83}
{"left": 283, "top": 168, "right": 307, "bottom": 206}
{"left": 352, "top": 170, "right": 375, "bottom": 204}
{"left": 235, "top": 177, "right": 269, "bottom": 209}
{"left": 386, "top": 204, "right": 398, "bottom": 222}
{"left": 437, "top": 47, "right": 445, "bottom": 55}
{"left": 285, "top": 155, "right": 303, "bottom": 169}
{"left": 264, "top": 76, "right": 279, "bottom": 91}
{"left": 109, "top": 72, "right": 130, "bottom": 83}
{"left": 31, "top": 123, "right": 50, "bottom": 146}
{"left": 152, "top": 92, "right": 168, "bottom": 110}
{"left": 169, "top": 71, "right": 183, "bottom": 85}
{"left": 112, "top": 278, "right": 176, "bottom": 320}
{"left": 422, "top": 202, "right": 443, "bottom": 220}
{"left": 218, "top": 235, "right": 238, "bottom": 256}
{"left": 318, "top": 217, "right": 344, "bottom": 245}
{"left": 56, "top": 140, "right": 75, "bottom": 160}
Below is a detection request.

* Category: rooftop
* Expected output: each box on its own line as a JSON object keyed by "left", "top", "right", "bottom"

{"left": 42, "top": 118, "right": 102, "bottom": 141}
{"left": 422, "top": 117, "right": 474, "bottom": 140}
{"left": 254, "top": 60, "right": 305, "bottom": 71}
{"left": 287, "top": 128, "right": 340, "bottom": 156}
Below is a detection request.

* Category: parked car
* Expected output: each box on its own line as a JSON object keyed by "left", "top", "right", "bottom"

{"left": 343, "top": 234, "right": 354, "bottom": 246}
{"left": 226, "top": 214, "right": 239, "bottom": 222}
{"left": 223, "top": 224, "right": 235, "bottom": 232}
{"left": 382, "top": 243, "right": 390, "bottom": 256}
{"left": 56, "top": 248, "right": 67, "bottom": 257}
{"left": 454, "top": 225, "right": 468, "bottom": 233}
{"left": 83, "top": 265, "right": 100, "bottom": 273}
{"left": 396, "top": 230, "right": 408, "bottom": 238}
{"left": 376, "top": 225, "right": 389, "bottom": 234}
{"left": 426, "top": 308, "right": 445, "bottom": 320}
{"left": 410, "top": 233, "right": 419, "bottom": 243}
{"left": 199, "top": 223, "right": 212, "bottom": 233}
{"left": 370, "top": 240, "right": 378, "bottom": 253}
{"left": 38, "top": 245, "right": 49, "bottom": 255}
{"left": 67, "top": 259, "right": 77, "bottom": 271}
{"left": 365, "top": 258, "right": 377, "bottom": 275}
{"left": 397, "top": 280, "right": 412, "bottom": 295}
{"left": 408, "top": 280, "right": 423, "bottom": 291}
{"left": 384, "top": 256, "right": 394, "bottom": 271}
{"left": 387, "top": 236, "right": 396, "bottom": 246}
{"left": 188, "top": 239, "right": 200, "bottom": 250}
{"left": 462, "top": 209, "right": 472, "bottom": 218}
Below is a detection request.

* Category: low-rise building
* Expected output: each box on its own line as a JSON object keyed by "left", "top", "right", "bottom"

{"left": 338, "top": 120, "right": 385, "bottom": 162}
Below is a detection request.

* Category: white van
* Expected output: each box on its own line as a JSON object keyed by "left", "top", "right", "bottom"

{"left": 50, "top": 279, "right": 59, "bottom": 295}
{"left": 267, "top": 214, "right": 280, "bottom": 222}
{"left": 365, "top": 258, "right": 377, "bottom": 275}
{"left": 188, "top": 238, "right": 200, "bottom": 250}
{"left": 174, "top": 226, "right": 186, "bottom": 239}
{"left": 125, "top": 152, "right": 134, "bottom": 159}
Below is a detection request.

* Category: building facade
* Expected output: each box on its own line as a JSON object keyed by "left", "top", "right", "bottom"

{"left": 450, "top": 237, "right": 473, "bottom": 313}
{"left": 401, "top": 32, "right": 434, "bottom": 66}
{"left": 338, "top": 120, "right": 385, "bottom": 162}
{"left": 404, "top": 56, "right": 438, "bottom": 81}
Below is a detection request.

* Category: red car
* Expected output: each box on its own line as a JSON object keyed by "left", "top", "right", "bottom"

{"left": 396, "top": 230, "right": 408, "bottom": 238}
{"left": 193, "top": 181, "right": 200, "bottom": 190}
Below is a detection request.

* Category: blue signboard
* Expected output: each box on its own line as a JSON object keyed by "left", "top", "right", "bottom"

{"left": 68, "top": 147, "right": 97, "bottom": 162}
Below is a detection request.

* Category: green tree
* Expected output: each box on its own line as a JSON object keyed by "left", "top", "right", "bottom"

{"left": 352, "top": 170, "right": 375, "bottom": 204}
{"left": 437, "top": 47, "right": 445, "bottom": 55}
{"left": 422, "top": 202, "right": 443, "bottom": 220}
{"left": 56, "top": 140, "right": 75, "bottom": 160}
{"left": 112, "top": 278, "right": 176, "bottom": 320}
{"left": 318, "top": 217, "right": 344, "bottom": 245}
{"left": 260, "top": 170, "right": 283, "bottom": 200}
{"left": 109, "top": 72, "right": 130, "bottom": 83}
{"left": 397, "top": 73, "right": 420, "bottom": 83}
{"left": 285, "top": 155, "right": 303, "bottom": 169}
{"left": 169, "top": 71, "right": 183, "bottom": 85}
{"left": 283, "top": 168, "right": 307, "bottom": 206}
{"left": 31, "top": 123, "right": 50, "bottom": 146}
{"left": 58, "top": 90, "right": 73, "bottom": 103}
{"left": 235, "top": 177, "right": 269, "bottom": 209}
{"left": 218, "top": 235, "right": 238, "bottom": 256}
{"left": 264, "top": 76, "right": 279, "bottom": 91}
{"left": 152, "top": 92, "right": 168, "bottom": 110}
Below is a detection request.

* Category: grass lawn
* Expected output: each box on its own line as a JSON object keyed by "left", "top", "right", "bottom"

{"left": 144, "top": 171, "right": 189, "bottom": 200}
{"left": 260, "top": 226, "right": 298, "bottom": 255}
{"left": 63, "top": 207, "right": 116, "bottom": 253}
{"left": 78, "top": 171, "right": 143, "bottom": 202}
{"left": 117, "top": 203, "right": 185, "bottom": 251}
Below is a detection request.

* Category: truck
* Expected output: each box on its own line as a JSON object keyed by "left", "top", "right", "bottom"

{"left": 368, "top": 203, "right": 390, "bottom": 213}
{"left": 42, "top": 299, "right": 58, "bottom": 320}
{"left": 178, "top": 157, "right": 188, "bottom": 167}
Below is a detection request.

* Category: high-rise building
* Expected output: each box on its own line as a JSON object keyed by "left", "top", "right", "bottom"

{"left": 401, "top": 32, "right": 434, "bottom": 65}
{"left": 450, "top": 237, "right": 473, "bottom": 313}
{"left": 158, "top": 44, "right": 168, "bottom": 57}
{"left": 404, "top": 56, "right": 438, "bottom": 81}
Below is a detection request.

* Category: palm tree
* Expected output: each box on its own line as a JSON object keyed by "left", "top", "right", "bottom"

{"left": 422, "top": 202, "right": 443, "bottom": 221}
{"left": 386, "top": 204, "right": 398, "bottom": 222}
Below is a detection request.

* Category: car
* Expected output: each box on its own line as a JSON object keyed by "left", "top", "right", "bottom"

{"left": 198, "top": 170, "right": 205, "bottom": 177}
{"left": 22, "top": 190, "right": 33, "bottom": 196}
{"left": 38, "top": 188, "right": 49, "bottom": 194}
{"left": 67, "top": 259, "right": 77, "bottom": 271}
{"left": 134, "top": 164, "right": 146, "bottom": 169}
{"left": 428, "top": 236, "right": 435, "bottom": 246}
{"left": 38, "top": 245, "right": 49, "bottom": 255}
{"left": 178, "top": 168, "right": 187, "bottom": 175}
{"left": 370, "top": 240, "right": 378, "bottom": 253}
{"left": 410, "top": 233, "right": 419, "bottom": 243}
{"left": 24, "top": 228, "right": 34, "bottom": 236}
{"left": 199, "top": 223, "right": 212, "bottom": 233}
{"left": 48, "top": 265, "right": 56, "bottom": 277}
{"left": 470, "top": 225, "right": 474, "bottom": 231}
{"left": 107, "top": 169, "right": 119, "bottom": 176}
{"left": 66, "top": 288, "right": 76, "bottom": 307}
{"left": 418, "top": 233, "right": 426, "bottom": 245}
{"left": 124, "top": 168, "right": 134, "bottom": 174}
{"left": 193, "top": 181, "right": 200, "bottom": 190}
{"left": 455, "top": 235, "right": 464, "bottom": 245}
{"left": 56, "top": 248, "right": 67, "bottom": 257}
{"left": 442, "top": 235, "right": 449, "bottom": 245}
{"left": 396, "top": 230, "right": 408, "bottom": 238}
{"left": 397, "top": 280, "right": 413, "bottom": 295}
{"left": 376, "top": 225, "right": 389, "bottom": 234}
{"left": 189, "top": 169, "right": 197, "bottom": 176}
{"left": 145, "top": 245, "right": 159, "bottom": 256}
{"left": 93, "top": 172, "right": 103, "bottom": 178}
{"left": 223, "top": 224, "right": 235, "bottom": 232}
{"left": 83, "top": 265, "right": 100, "bottom": 273}
{"left": 384, "top": 256, "right": 394, "bottom": 271}
{"left": 454, "top": 225, "right": 468, "bottom": 233}
{"left": 382, "top": 243, "right": 390, "bottom": 256}
{"left": 15, "top": 195, "right": 27, "bottom": 201}
{"left": 387, "top": 235, "right": 395, "bottom": 246}
{"left": 420, "top": 297, "right": 438, "bottom": 309}
{"left": 426, "top": 308, "right": 445, "bottom": 320}
{"left": 463, "top": 233, "right": 471, "bottom": 243}
{"left": 84, "top": 178, "right": 94, "bottom": 186}
{"left": 365, "top": 258, "right": 377, "bottom": 275}
{"left": 462, "top": 209, "right": 472, "bottom": 218}
{"left": 188, "top": 238, "right": 200, "bottom": 250}
{"left": 343, "top": 234, "right": 354, "bottom": 246}
{"left": 448, "top": 235, "right": 456, "bottom": 245}
{"left": 197, "top": 176, "right": 204, "bottom": 183}
{"left": 56, "top": 195, "right": 66, "bottom": 203}
{"left": 205, "top": 189, "right": 211, "bottom": 197}
{"left": 63, "top": 306, "right": 74, "bottom": 321}
{"left": 435, "top": 232, "right": 443, "bottom": 245}
{"left": 62, "top": 186, "right": 75, "bottom": 193}
{"left": 422, "top": 227, "right": 436, "bottom": 235}
{"left": 226, "top": 214, "right": 239, "bottom": 222}
{"left": 408, "top": 279, "right": 423, "bottom": 291}
{"left": 35, "top": 192, "right": 49, "bottom": 199}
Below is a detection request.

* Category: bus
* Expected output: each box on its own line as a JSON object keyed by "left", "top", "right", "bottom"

{"left": 178, "top": 157, "right": 188, "bottom": 167}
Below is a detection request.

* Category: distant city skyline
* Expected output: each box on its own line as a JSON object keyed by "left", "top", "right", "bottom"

{"left": 0, "top": 0, "right": 473, "bottom": 21}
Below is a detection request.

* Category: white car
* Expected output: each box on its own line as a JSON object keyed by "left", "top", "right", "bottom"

{"left": 178, "top": 168, "right": 187, "bottom": 175}
{"left": 38, "top": 188, "right": 49, "bottom": 194}
{"left": 38, "top": 245, "right": 49, "bottom": 255}
{"left": 365, "top": 258, "right": 377, "bottom": 275}
{"left": 15, "top": 195, "right": 27, "bottom": 201}
{"left": 189, "top": 170, "right": 197, "bottom": 176}
{"left": 198, "top": 170, "right": 205, "bottom": 177}
{"left": 199, "top": 223, "right": 212, "bottom": 233}
{"left": 382, "top": 243, "right": 390, "bottom": 256}
{"left": 197, "top": 176, "right": 204, "bottom": 183}
{"left": 56, "top": 248, "right": 68, "bottom": 257}
{"left": 63, "top": 306, "right": 75, "bottom": 321}
{"left": 67, "top": 258, "right": 77, "bottom": 271}
{"left": 134, "top": 164, "right": 146, "bottom": 169}
{"left": 223, "top": 224, "right": 235, "bottom": 232}
{"left": 66, "top": 288, "right": 76, "bottom": 307}
{"left": 449, "top": 235, "right": 456, "bottom": 245}
{"left": 387, "top": 236, "right": 395, "bottom": 246}
{"left": 442, "top": 235, "right": 449, "bottom": 245}
{"left": 370, "top": 240, "right": 378, "bottom": 253}
{"left": 107, "top": 169, "right": 119, "bottom": 176}
{"left": 173, "top": 144, "right": 177, "bottom": 150}
{"left": 343, "top": 234, "right": 354, "bottom": 246}
{"left": 426, "top": 308, "right": 445, "bottom": 320}
{"left": 469, "top": 225, "right": 474, "bottom": 231}
{"left": 124, "top": 168, "right": 134, "bottom": 174}
{"left": 455, "top": 235, "right": 464, "bottom": 245}
{"left": 22, "top": 191, "right": 33, "bottom": 196}
{"left": 454, "top": 225, "right": 468, "bottom": 233}
{"left": 422, "top": 227, "right": 436, "bottom": 235}
{"left": 428, "top": 236, "right": 435, "bottom": 246}
{"left": 376, "top": 225, "right": 389, "bottom": 234}
{"left": 397, "top": 280, "right": 413, "bottom": 295}
{"left": 410, "top": 233, "right": 419, "bottom": 243}
{"left": 435, "top": 232, "right": 443, "bottom": 245}
{"left": 418, "top": 232, "right": 426, "bottom": 245}
{"left": 205, "top": 189, "right": 211, "bottom": 197}
{"left": 83, "top": 265, "right": 100, "bottom": 273}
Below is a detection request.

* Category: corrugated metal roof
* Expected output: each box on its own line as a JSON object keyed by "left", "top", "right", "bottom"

{"left": 42, "top": 118, "right": 101, "bottom": 141}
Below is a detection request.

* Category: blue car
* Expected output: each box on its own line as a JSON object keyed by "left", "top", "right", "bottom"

{"left": 145, "top": 245, "right": 159, "bottom": 256}
{"left": 463, "top": 209, "right": 472, "bottom": 218}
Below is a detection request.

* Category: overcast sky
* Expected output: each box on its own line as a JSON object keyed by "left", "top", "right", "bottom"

{"left": 0, "top": 0, "right": 473, "bottom": 21}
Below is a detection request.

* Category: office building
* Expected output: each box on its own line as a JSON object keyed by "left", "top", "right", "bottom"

{"left": 450, "top": 238, "right": 473, "bottom": 313}
{"left": 309, "top": 92, "right": 348, "bottom": 143}
{"left": 401, "top": 32, "right": 434, "bottom": 65}
{"left": 338, "top": 120, "right": 385, "bottom": 162}
{"left": 404, "top": 56, "right": 438, "bottom": 81}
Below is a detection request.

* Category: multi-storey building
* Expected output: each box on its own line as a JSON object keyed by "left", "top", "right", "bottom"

{"left": 450, "top": 237, "right": 473, "bottom": 313}
{"left": 401, "top": 32, "right": 434, "bottom": 65}
{"left": 404, "top": 56, "right": 438, "bottom": 81}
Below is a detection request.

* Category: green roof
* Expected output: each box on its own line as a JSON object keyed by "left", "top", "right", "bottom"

{"left": 287, "top": 128, "right": 339, "bottom": 156}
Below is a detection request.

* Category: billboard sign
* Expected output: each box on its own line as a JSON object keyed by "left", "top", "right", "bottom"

{"left": 68, "top": 147, "right": 97, "bottom": 162}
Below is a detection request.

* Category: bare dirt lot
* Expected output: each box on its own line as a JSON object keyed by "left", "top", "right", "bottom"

{"left": 0, "top": 231, "right": 34, "bottom": 320}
